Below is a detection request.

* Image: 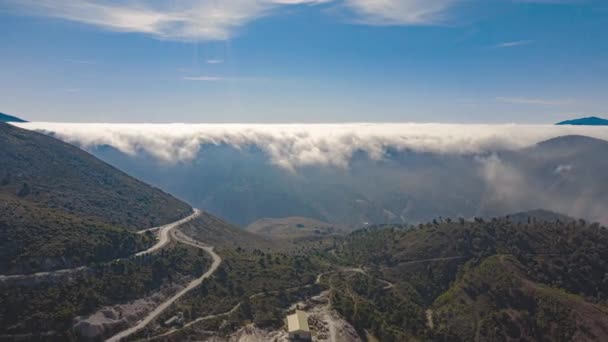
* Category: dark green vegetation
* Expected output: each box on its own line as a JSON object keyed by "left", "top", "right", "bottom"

{"left": 124, "top": 210, "right": 608, "bottom": 342}
{"left": 557, "top": 116, "right": 608, "bottom": 126}
{"left": 328, "top": 213, "right": 608, "bottom": 341}
{"left": 133, "top": 247, "right": 325, "bottom": 340}
{"left": 0, "top": 113, "right": 26, "bottom": 123}
{"left": 0, "top": 193, "right": 154, "bottom": 274}
{"left": 0, "top": 122, "right": 191, "bottom": 273}
{"left": 0, "top": 245, "right": 209, "bottom": 341}
{"left": 0, "top": 123, "right": 190, "bottom": 230}
{"left": 4, "top": 120, "right": 608, "bottom": 341}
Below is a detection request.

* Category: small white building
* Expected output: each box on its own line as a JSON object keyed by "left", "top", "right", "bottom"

{"left": 286, "top": 310, "right": 311, "bottom": 341}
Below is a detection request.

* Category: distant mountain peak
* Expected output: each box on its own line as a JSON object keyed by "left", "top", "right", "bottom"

{"left": 537, "top": 134, "right": 608, "bottom": 147}
{"left": 507, "top": 209, "right": 575, "bottom": 224}
{"left": 556, "top": 116, "right": 608, "bottom": 126}
{"left": 0, "top": 112, "right": 27, "bottom": 123}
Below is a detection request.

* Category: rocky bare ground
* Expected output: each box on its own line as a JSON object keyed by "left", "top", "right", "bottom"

{"left": 72, "top": 281, "right": 189, "bottom": 339}
{"left": 179, "top": 290, "right": 359, "bottom": 342}
{"left": 206, "top": 324, "right": 289, "bottom": 342}
{"left": 301, "top": 291, "right": 360, "bottom": 342}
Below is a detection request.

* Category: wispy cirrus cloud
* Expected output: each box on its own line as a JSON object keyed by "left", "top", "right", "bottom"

{"left": 1, "top": 0, "right": 588, "bottom": 41}
{"left": 496, "top": 96, "right": 574, "bottom": 106}
{"left": 493, "top": 40, "right": 534, "bottom": 48}
{"left": 3, "top": 0, "right": 329, "bottom": 41}
{"left": 343, "top": 0, "right": 459, "bottom": 26}
{"left": 206, "top": 59, "right": 224, "bottom": 64}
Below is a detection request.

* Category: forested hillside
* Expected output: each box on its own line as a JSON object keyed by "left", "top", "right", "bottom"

{"left": 0, "top": 122, "right": 191, "bottom": 273}
{"left": 0, "top": 193, "right": 153, "bottom": 274}
{"left": 0, "top": 245, "right": 209, "bottom": 340}
{"left": 328, "top": 212, "right": 608, "bottom": 341}
{"left": 0, "top": 123, "right": 191, "bottom": 230}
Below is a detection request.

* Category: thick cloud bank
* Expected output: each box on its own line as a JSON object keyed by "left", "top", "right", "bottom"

{"left": 14, "top": 122, "right": 608, "bottom": 169}
{"left": 12, "top": 122, "right": 608, "bottom": 225}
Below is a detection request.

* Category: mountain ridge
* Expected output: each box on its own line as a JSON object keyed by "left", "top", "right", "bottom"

{"left": 0, "top": 122, "right": 192, "bottom": 273}
{"left": 556, "top": 116, "right": 608, "bottom": 126}
{"left": 0, "top": 122, "right": 191, "bottom": 229}
{"left": 330, "top": 212, "right": 608, "bottom": 341}
{"left": 0, "top": 112, "right": 26, "bottom": 123}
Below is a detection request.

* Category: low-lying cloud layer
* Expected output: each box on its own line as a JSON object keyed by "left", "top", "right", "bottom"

{"left": 14, "top": 123, "right": 608, "bottom": 170}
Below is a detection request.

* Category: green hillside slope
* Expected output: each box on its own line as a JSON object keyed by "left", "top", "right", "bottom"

{"left": 329, "top": 213, "right": 608, "bottom": 341}
{"left": 0, "top": 193, "right": 154, "bottom": 274}
{"left": 0, "top": 122, "right": 192, "bottom": 273}
{"left": 0, "top": 122, "right": 191, "bottom": 229}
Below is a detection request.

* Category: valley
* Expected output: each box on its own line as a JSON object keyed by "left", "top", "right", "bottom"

{"left": 1, "top": 121, "right": 608, "bottom": 341}
{"left": 3, "top": 1, "right": 608, "bottom": 340}
{"left": 23, "top": 123, "right": 608, "bottom": 227}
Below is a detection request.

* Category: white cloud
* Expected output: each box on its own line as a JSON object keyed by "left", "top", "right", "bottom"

{"left": 206, "top": 59, "right": 224, "bottom": 64}
{"left": 493, "top": 40, "right": 534, "bottom": 48}
{"left": 477, "top": 154, "right": 531, "bottom": 210}
{"left": 12, "top": 122, "right": 608, "bottom": 170}
{"left": 554, "top": 164, "right": 573, "bottom": 175}
{"left": 2, "top": 0, "right": 586, "bottom": 40}
{"left": 3, "top": 0, "right": 328, "bottom": 41}
{"left": 343, "top": 0, "right": 458, "bottom": 25}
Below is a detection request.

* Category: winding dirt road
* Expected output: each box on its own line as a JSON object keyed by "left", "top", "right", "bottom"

{"left": 152, "top": 302, "right": 242, "bottom": 340}
{"left": 106, "top": 225, "right": 222, "bottom": 342}
{"left": 149, "top": 264, "right": 403, "bottom": 340}
{"left": 316, "top": 267, "right": 395, "bottom": 290}
{"left": 135, "top": 209, "right": 201, "bottom": 256}
{"left": 398, "top": 256, "right": 464, "bottom": 265}
{"left": 0, "top": 209, "right": 201, "bottom": 282}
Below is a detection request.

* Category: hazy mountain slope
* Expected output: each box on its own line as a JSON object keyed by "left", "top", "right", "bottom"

{"left": 508, "top": 209, "right": 575, "bottom": 224}
{"left": 179, "top": 210, "right": 274, "bottom": 250}
{"left": 84, "top": 134, "right": 608, "bottom": 227}
{"left": 86, "top": 144, "right": 486, "bottom": 226}
{"left": 246, "top": 216, "right": 349, "bottom": 239}
{"left": 491, "top": 135, "right": 608, "bottom": 223}
{"left": 0, "top": 122, "right": 191, "bottom": 230}
{"left": 330, "top": 213, "right": 608, "bottom": 340}
{"left": 89, "top": 144, "right": 324, "bottom": 226}
{"left": 557, "top": 117, "right": 608, "bottom": 125}
{"left": 0, "top": 112, "right": 26, "bottom": 123}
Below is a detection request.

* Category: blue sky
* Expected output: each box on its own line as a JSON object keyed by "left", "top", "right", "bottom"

{"left": 1, "top": 0, "right": 607, "bottom": 123}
